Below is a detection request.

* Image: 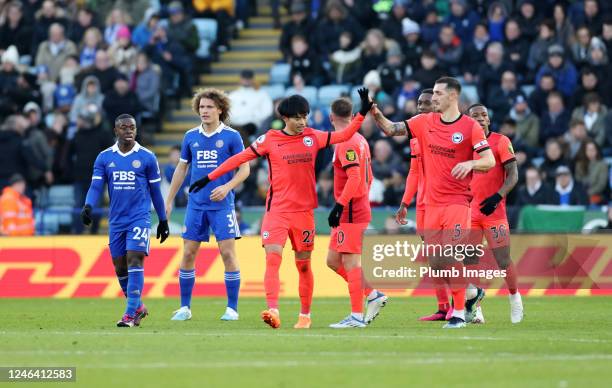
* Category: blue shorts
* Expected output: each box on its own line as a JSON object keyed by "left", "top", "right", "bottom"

{"left": 182, "top": 207, "right": 241, "bottom": 243}
{"left": 109, "top": 220, "right": 151, "bottom": 258}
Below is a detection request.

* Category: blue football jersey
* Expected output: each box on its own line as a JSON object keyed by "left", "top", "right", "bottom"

{"left": 180, "top": 123, "right": 244, "bottom": 210}
{"left": 92, "top": 142, "right": 162, "bottom": 230}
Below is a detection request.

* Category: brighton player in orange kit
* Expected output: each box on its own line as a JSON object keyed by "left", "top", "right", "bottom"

{"left": 372, "top": 77, "right": 495, "bottom": 328}
{"left": 189, "top": 89, "right": 373, "bottom": 329}
{"left": 325, "top": 97, "right": 387, "bottom": 328}
{"left": 466, "top": 103, "right": 523, "bottom": 324}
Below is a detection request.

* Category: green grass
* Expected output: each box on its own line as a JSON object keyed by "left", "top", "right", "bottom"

{"left": 1, "top": 297, "right": 611, "bottom": 387}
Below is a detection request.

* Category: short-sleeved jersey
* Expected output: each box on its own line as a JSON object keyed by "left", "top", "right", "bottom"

{"left": 471, "top": 132, "right": 516, "bottom": 219}
{"left": 333, "top": 132, "right": 372, "bottom": 223}
{"left": 406, "top": 112, "right": 489, "bottom": 206}
{"left": 92, "top": 142, "right": 161, "bottom": 230}
{"left": 180, "top": 123, "right": 244, "bottom": 210}
{"left": 249, "top": 127, "right": 333, "bottom": 213}
{"left": 409, "top": 138, "right": 426, "bottom": 210}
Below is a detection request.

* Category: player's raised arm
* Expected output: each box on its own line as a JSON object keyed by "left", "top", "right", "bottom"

{"left": 326, "top": 88, "right": 372, "bottom": 145}
{"left": 81, "top": 153, "right": 106, "bottom": 226}
{"left": 189, "top": 147, "right": 258, "bottom": 193}
{"left": 371, "top": 105, "right": 409, "bottom": 137}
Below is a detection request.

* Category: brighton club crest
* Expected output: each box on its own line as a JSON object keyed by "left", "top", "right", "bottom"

{"left": 451, "top": 132, "right": 464, "bottom": 144}
{"left": 303, "top": 136, "right": 313, "bottom": 147}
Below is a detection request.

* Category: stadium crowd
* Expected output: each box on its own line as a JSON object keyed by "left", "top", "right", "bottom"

{"left": 0, "top": 0, "right": 612, "bottom": 235}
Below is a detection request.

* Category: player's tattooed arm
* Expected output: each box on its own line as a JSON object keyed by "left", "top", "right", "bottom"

{"left": 371, "top": 105, "right": 408, "bottom": 136}
{"left": 498, "top": 160, "right": 518, "bottom": 197}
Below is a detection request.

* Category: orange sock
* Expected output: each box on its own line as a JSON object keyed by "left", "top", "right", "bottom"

{"left": 447, "top": 264, "right": 466, "bottom": 312}
{"left": 336, "top": 263, "right": 373, "bottom": 297}
{"left": 434, "top": 277, "right": 450, "bottom": 312}
{"left": 347, "top": 267, "right": 364, "bottom": 314}
{"left": 264, "top": 252, "right": 282, "bottom": 309}
{"left": 505, "top": 262, "right": 518, "bottom": 294}
{"left": 295, "top": 259, "right": 313, "bottom": 315}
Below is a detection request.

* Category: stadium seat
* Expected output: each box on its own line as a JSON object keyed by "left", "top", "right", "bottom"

{"left": 317, "top": 85, "right": 350, "bottom": 107}
{"left": 521, "top": 85, "right": 536, "bottom": 97}
{"left": 531, "top": 157, "right": 544, "bottom": 167}
{"left": 350, "top": 86, "right": 362, "bottom": 106}
{"left": 193, "top": 18, "right": 218, "bottom": 59}
{"left": 261, "top": 84, "right": 286, "bottom": 101}
{"left": 47, "top": 185, "right": 75, "bottom": 208}
{"left": 285, "top": 86, "right": 318, "bottom": 106}
{"left": 269, "top": 63, "right": 291, "bottom": 85}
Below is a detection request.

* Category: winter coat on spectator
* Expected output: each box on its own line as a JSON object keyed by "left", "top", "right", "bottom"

{"left": 516, "top": 181, "right": 554, "bottom": 205}
{"left": 31, "top": 15, "right": 68, "bottom": 55}
{"left": 35, "top": 39, "right": 78, "bottom": 83}
{"left": 74, "top": 65, "right": 121, "bottom": 95}
{"left": 535, "top": 61, "right": 578, "bottom": 98}
{"left": 329, "top": 46, "right": 362, "bottom": 85}
{"left": 412, "top": 65, "right": 445, "bottom": 93}
{"left": 315, "top": 15, "right": 363, "bottom": 56}
{"left": 504, "top": 35, "right": 530, "bottom": 75}
{"left": 575, "top": 159, "right": 608, "bottom": 199}
{"left": 290, "top": 48, "right": 324, "bottom": 86}
{"left": 279, "top": 17, "right": 315, "bottom": 60}
{"left": 67, "top": 124, "right": 113, "bottom": 183}
{"left": 0, "top": 129, "right": 27, "bottom": 187}
{"left": 444, "top": 8, "right": 480, "bottom": 44}
{"left": 130, "top": 64, "right": 160, "bottom": 114}
{"left": 69, "top": 76, "right": 105, "bottom": 124}
{"left": 510, "top": 107, "right": 540, "bottom": 148}
{"left": 527, "top": 36, "right": 555, "bottom": 73}
{"left": 571, "top": 105, "right": 608, "bottom": 147}
{"left": 108, "top": 41, "right": 139, "bottom": 76}
{"left": 551, "top": 179, "right": 589, "bottom": 205}
{"left": 24, "top": 126, "right": 52, "bottom": 185}
{"left": 477, "top": 62, "right": 515, "bottom": 110}
{"left": 431, "top": 39, "right": 463, "bottom": 76}
{"left": 167, "top": 17, "right": 199, "bottom": 54}
{"left": 540, "top": 108, "right": 571, "bottom": 145}
{"left": 102, "top": 88, "right": 144, "bottom": 127}
{"left": 0, "top": 17, "right": 33, "bottom": 58}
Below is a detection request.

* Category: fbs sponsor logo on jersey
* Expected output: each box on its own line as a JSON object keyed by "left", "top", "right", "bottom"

{"left": 112, "top": 171, "right": 136, "bottom": 181}
{"left": 345, "top": 149, "right": 357, "bottom": 161}
{"left": 196, "top": 150, "right": 218, "bottom": 160}
{"left": 451, "top": 132, "right": 464, "bottom": 144}
{"left": 303, "top": 136, "right": 313, "bottom": 147}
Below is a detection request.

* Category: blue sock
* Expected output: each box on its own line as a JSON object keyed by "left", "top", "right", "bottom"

{"left": 117, "top": 274, "right": 128, "bottom": 297}
{"left": 224, "top": 271, "right": 240, "bottom": 312}
{"left": 126, "top": 267, "right": 144, "bottom": 316}
{"left": 179, "top": 269, "right": 195, "bottom": 308}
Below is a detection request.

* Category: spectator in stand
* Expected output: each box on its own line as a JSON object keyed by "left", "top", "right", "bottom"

{"left": 503, "top": 18, "right": 530, "bottom": 77}
{"left": 103, "top": 7, "right": 131, "bottom": 46}
{"left": 575, "top": 0, "right": 603, "bottom": 36}
{"left": 0, "top": 115, "right": 32, "bottom": 189}
{"left": 0, "top": 46, "right": 22, "bottom": 118}
{"left": 0, "top": 1, "right": 33, "bottom": 60}
{"left": 510, "top": 93, "right": 540, "bottom": 149}
{"left": 516, "top": 165, "right": 554, "bottom": 206}
{"left": 412, "top": 50, "right": 445, "bottom": 92}
{"left": 164, "top": 145, "right": 190, "bottom": 207}
{"left": 571, "top": 26, "right": 592, "bottom": 70}
{"left": 530, "top": 72, "right": 557, "bottom": 117}
{"left": 35, "top": 23, "right": 77, "bottom": 83}
{"left": 31, "top": 0, "right": 69, "bottom": 56}
{"left": 279, "top": 2, "right": 315, "bottom": 61}
{"left": 329, "top": 31, "right": 362, "bottom": 85}
{"left": 563, "top": 119, "right": 590, "bottom": 159}
{"left": 462, "top": 23, "right": 490, "bottom": 84}
{"left": 190, "top": 0, "right": 234, "bottom": 51}
{"left": 132, "top": 9, "right": 160, "bottom": 50}
{"left": 130, "top": 52, "right": 160, "bottom": 118}
{"left": 553, "top": 3, "right": 575, "bottom": 49}
{"left": 316, "top": 169, "right": 334, "bottom": 208}
{"left": 541, "top": 138, "right": 569, "bottom": 184}
{"left": 575, "top": 67, "right": 606, "bottom": 107}
{"left": 527, "top": 19, "right": 556, "bottom": 79}
{"left": 377, "top": 43, "right": 404, "bottom": 96}
{"left": 289, "top": 34, "right": 323, "bottom": 86}
{"left": 314, "top": 0, "right": 364, "bottom": 57}
{"left": 603, "top": 17, "right": 612, "bottom": 55}
{"left": 108, "top": 25, "right": 139, "bottom": 76}
{"left": 552, "top": 165, "right": 589, "bottom": 206}
{"left": 515, "top": 0, "right": 540, "bottom": 42}
{"left": 540, "top": 91, "right": 571, "bottom": 144}
{"left": 421, "top": 8, "right": 442, "bottom": 45}
{"left": 102, "top": 74, "right": 143, "bottom": 129}
{"left": 75, "top": 49, "right": 120, "bottom": 94}
{"left": 68, "top": 7, "right": 100, "bottom": 45}
{"left": 167, "top": 2, "right": 199, "bottom": 57}
{"left": 445, "top": 0, "right": 479, "bottom": 44}
{"left": 587, "top": 37, "right": 609, "bottom": 80}
{"left": 399, "top": 18, "right": 423, "bottom": 75}
{"left": 431, "top": 24, "right": 463, "bottom": 76}
{"left": 0, "top": 174, "right": 34, "bottom": 236}
{"left": 228, "top": 69, "right": 273, "bottom": 138}
{"left": 393, "top": 77, "right": 420, "bottom": 120}
{"left": 487, "top": 1, "right": 508, "bottom": 42}
{"left": 23, "top": 101, "right": 53, "bottom": 192}
{"left": 574, "top": 139, "right": 609, "bottom": 205}
{"left": 78, "top": 27, "right": 104, "bottom": 70}
{"left": 69, "top": 75, "right": 104, "bottom": 125}
{"left": 571, "top": 92, "right": 608, "bottom": 147}
{"left": 360, "top": 29, "right": 388, "bottom": 78}
{"left": 478, "top": 42, "right": 513, "bottom": 109}
{"left": 488, "top": 70, "right": 520, "bottom": 127}
{"left": 371, "top": 139, "right": 400, "bottom": 182}
{"left": 381, "top": 2, "right": 407, "bottom": 44}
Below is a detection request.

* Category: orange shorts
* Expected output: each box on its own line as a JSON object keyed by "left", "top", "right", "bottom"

{"left": 423, "top": 204, "right": 471, "bottom": 245}
{"left": 416, "top": 208, "right": 425, "bottom": 237}
{"left": 471, "top": 217, "right": 510, "bottom": 248}
{"left": 261, "top": 211, "right": 315, "bottom": 251}
{"left": 329, "top": 222, "right": 368, "bottom": 254}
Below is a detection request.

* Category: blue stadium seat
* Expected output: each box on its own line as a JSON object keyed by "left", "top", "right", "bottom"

{"left": 193, "top": 18, "right": 218, "bottom": 59}
{"left": 521, "top": 85, "right": 536, "bottom": 97}
{"left": 350, "top": 86, "right": 362, "bottom": 106}
{"left": 261, "top": 84, "right": 286, "bottom": 101}
{"left": 269, "top": 63, "right": 291, "bottom": 85}
{"left": 317, "top": 85, "right": 350, "bottom": 107}
{"left": 285, "top": 86, "right": 318, "bottom": 106}
{"left": 47, "top": 185, "right": 75, "bottom": 208}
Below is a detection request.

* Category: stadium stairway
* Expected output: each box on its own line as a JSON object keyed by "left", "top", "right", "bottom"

{"left": 153, "top": 2, "right": 284, "bottom": 165}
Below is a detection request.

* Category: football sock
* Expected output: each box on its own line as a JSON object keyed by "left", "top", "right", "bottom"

{"left": 224, "top": 271, "right": 240, "bottom": 311}
{"left": 336, "top": 264, "right": 373, "bottom": 297}
{"left": 434, "top": 276, "right": 450, "bottom": 312}
{"left": 179, "top": 268, "right": 196, "bottom": 308}
{"left": 295, "top": 258, "right": 314, "bottom": 315}
{"left": 347, "top": 267, "right": 364, "bottom": 314}
{"left": 117, "top": 274, "right": 128, "bottom": 297}
{"left": 264, "top": 252, "right": 282, "bottom": 309}
{"left": 505, "top": 262, "right": 518, "bottom": 295}
{"left": 126, "top": 266, "right": 144, "bottom": 316}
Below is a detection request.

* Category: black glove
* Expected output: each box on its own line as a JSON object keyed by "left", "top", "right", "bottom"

{"left": 157, "top": 220, "right": 170, "bottom": 244}
{"left": 189, "top": 175, "right": 210, "bottom": 193}
{"left": 358, "top": 87, "right": 373, "bottom": 116}
{"left": 81, "top": 204, "right": 92, "bottom": 226}
{"left": 479, "top": 193, "right": 503, "bottom": 216}
{"left": 328, "top": 203, "right": 344, "bottom": 228}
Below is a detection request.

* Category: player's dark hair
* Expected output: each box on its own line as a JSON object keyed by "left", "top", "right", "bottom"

{"left": 277, "top": 95, "right": 310, "bottom": 118}
{"left": 192, "top": 88, "right": 231, "bottom": 123}
{"left": 115, "top": 114, "right": 135, "bottom": 126}
{"left": 330, "top": 97, "right": 352, "bottom": 118}
{"left": 435, "top": 76, "right": 462, "bottom": 94}
{"left": 421, "top": 88, "right": 433, "bottom": 95}
{"left": 467, "top": 103, "right": 487, "bottom": 114}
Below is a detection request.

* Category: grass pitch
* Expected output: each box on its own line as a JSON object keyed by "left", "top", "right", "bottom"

{"left": 1, "top": 296, "right": 611, "bottom": 387}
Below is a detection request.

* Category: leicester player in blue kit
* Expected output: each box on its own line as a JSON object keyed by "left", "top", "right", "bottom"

{"left": 165, "top": 88, "right": 249, "bottom": 321}
{"left": 81, "top": 114, "right": 170, "bottom": 327}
